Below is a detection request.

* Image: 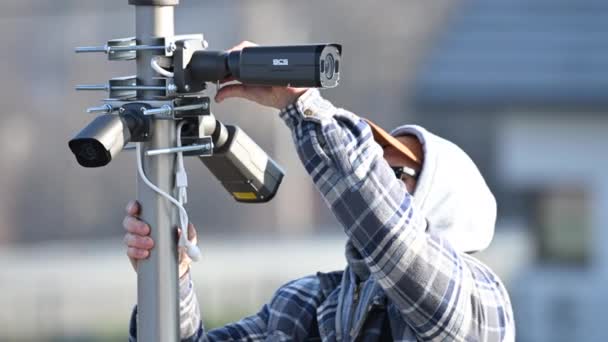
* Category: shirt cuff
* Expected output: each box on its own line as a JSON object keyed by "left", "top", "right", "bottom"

{"left": 179, "top": 269, "right": 193, "bottom": 300}
{"left": 129, "top": 272, "right": 200, "bottom": 341}
{"left": 279, "top": 88, "right": 337, "bottom": 125}
{"left": 179, "top": 270, "right": 201, "bottom": 339}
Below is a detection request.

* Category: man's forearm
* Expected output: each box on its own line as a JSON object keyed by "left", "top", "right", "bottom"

{"left": 179, "top": 271, "right": 202, "bottom": 339}
{"left": 128, "top": 271, "right": 202, "bottom": 341}
{"left": 279, "top": 89, "right": 514, "bottom": 341}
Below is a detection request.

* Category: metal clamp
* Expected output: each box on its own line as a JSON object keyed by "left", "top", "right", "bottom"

{"left": 76, "top": 76, "right": 177, "bottom": 99}
{"left": 86, "top": 104, "right": 114, "bottom": 114}
{"left": 146, "top": 141, "right": 213, "bottom": 156}
{"left": 75, "top": 37, "right": 163, "bottom": 61}
{"left": 142, "top": 103, "right": 209, "bottom": 117}
{"left": 75, "top": 34, "right": 207, "bottom": 60}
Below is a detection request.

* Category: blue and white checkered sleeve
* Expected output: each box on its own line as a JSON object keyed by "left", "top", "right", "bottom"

{"left": 129, "top": 273, "right": 326, "bottom": 341}
{"left": 194, "top": 275, "right": 324, "bottom": 341}
{"left": 280, "top": 89, "right": 514, "bottom": 341}
{"left": 129, "top": 273, "right": 268, "bottom": 341}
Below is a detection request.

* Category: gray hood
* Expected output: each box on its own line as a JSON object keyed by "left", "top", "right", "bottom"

{"left": 389, "top": 125, "right": 496, "bottom": 253}
{"left": 346, "top": 125, "right": 496, "bottom": 279}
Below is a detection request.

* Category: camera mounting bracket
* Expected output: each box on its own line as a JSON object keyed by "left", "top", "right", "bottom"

{"left": 119, "top": 103, "right": 153, "bottom": 142}
{"left": 173, "top": 39, "right": 207, "bottom": 93}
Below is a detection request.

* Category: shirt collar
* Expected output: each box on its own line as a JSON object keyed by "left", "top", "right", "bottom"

{"left": 345, "top": 241, "right": 370, "bottom": 281}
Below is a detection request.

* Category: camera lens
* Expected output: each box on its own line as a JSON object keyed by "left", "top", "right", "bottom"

{"left": 324, "top": 54, "right": 335, "bottom": 80}
{"left": 82, "top": 142, "right": 99, "bottom": 161}
{"left": 69, "top": 138, "right": 112, "bottom": 167}
{"left": 78, "top": 141, "right": 99, "bottom": 161}
{"left": 68, "top": 114, "right": 128, "bottom": 168}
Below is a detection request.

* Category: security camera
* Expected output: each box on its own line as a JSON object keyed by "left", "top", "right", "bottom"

{"left": 68, "top": 104, "right": 150, "bottom": 167}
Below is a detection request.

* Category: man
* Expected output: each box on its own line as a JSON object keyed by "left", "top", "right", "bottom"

{"left": 124, "top": 42, "right": 515, "bottom": 341}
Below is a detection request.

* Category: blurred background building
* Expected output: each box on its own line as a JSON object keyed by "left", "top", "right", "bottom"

{"left": 0, "top": 0, "right": 605, "bottom": 341}
{"left": 412, "top": 1, "right": 608, "bottom": 341}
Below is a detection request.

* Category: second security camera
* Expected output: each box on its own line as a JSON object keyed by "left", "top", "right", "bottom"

{"left": 68, "top": 104, "right": 150, "bottom": 168}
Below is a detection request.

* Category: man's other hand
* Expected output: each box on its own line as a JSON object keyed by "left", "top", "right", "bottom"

{"left": 123, "top": 200, "right": 196, "bottom": 278}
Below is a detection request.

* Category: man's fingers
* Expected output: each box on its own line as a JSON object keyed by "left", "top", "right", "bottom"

{"left": 215, "top": 84, "right": 250, "bottom": 103}
{"left": 187, "top": 223, "right": 197, "bottom": 242}
{"left": 124, "top": 233, "right": 154, "bottom": 250}
{"left": 227, "top": 40, "right": 257, "bottom": 53}
{"left": 126, "top": 200, "right": 140, "bottom": 216}
{"left": 127, "top": 246, "right": 150, "bottom": 260}
{"left": 219, "top": 76, "right": 236, "bottom": 85}
{"left": 177, "top": 224, "right": 197, "bottom": 243}
{"left": 215, "top": 84, "right": 268, "bottom": 104}
{"left": 123, "top": 216, "right": 150, "bottom": 236}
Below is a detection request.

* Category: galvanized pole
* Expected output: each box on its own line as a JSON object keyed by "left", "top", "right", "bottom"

{"left": 129, "top": 0, "right": 180, "bottom": 341}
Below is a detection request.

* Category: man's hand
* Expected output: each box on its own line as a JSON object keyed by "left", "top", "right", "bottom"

{"left": 123, "top": 200, "right": 197, "bottom": 278}
{"left": 214, "top": 41, "right": 309, "bottom": 109}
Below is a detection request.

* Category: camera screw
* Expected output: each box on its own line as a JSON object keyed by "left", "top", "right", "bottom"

{"left": 166, "top": 42, "right": 176, "bottom": 54}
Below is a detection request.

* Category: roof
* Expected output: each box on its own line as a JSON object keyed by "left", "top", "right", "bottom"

{"left": 412, "top": 0, "right": 608, "bottom": 109}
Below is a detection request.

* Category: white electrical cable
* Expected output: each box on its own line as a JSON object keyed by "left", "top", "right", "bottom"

{"left": 174, "top": 121, "right": 193, "bottom": 259}
{"left": 136, "top": 141, "right": 201, "bottom": 261}
{"left": 174, "top": 120, "right": 199, "bottom": 261}
{"left": 150, "top": 58, "right": 175, "bottom": 78}
{"left": 176, "top": 121, "right": 188, "bottom": 204}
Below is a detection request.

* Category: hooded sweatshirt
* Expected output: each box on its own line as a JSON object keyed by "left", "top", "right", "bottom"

{"left": 390, "top": 125, "right": 496, "bottom": 253}
{"left": 344, "top": 123, "right": 498, "bottom": 282}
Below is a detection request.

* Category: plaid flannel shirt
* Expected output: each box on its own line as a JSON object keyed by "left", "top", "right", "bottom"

{"left": 129, "top": 89, "right": 514, "bottom": 341}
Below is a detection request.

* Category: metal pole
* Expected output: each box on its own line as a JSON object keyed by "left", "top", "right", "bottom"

{"left": 130, "top": 1, "right": 180, "bottom": 341}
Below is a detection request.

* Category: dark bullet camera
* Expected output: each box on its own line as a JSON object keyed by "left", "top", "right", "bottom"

{"left": 175, "top": 44, "right": 341, "bottom": 92}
